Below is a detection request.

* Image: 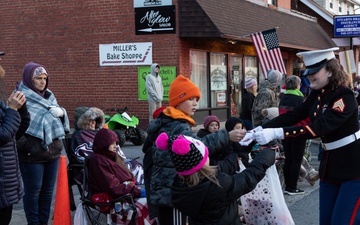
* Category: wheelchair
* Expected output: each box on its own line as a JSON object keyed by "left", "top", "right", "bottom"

{"left": 77, "top": 156, "right": 138, "bottom": 225}
{"left": 64, "top": 135, "right": 139, "bottom": 224}
{"left": 64, "top": 131, "right": 155, "bottom": 224}
{"left": 62, "top": 133, "right": 84, "bottom": 211}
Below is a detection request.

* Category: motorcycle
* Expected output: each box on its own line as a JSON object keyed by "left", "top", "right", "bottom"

{"left": 104, "top": 107, "right": 147, "bottom": 147}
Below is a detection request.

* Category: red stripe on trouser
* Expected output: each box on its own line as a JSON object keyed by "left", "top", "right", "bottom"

{"left": 350, "top": 197, "right": 360, "bottom": 225}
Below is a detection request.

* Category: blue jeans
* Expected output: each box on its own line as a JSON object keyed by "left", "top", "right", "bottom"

{"left": 320, "top": 180, "right": 360, "bottom": 225}
{"left": 20, "top": 159, "right": 59, "bottom": 225}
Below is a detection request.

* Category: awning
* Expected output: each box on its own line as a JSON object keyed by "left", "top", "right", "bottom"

{"left": 178, "top": 0, "right": 337, "bottom": 51}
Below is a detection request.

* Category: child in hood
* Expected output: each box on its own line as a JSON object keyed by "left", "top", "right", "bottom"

{"left": 87, "top": 128, "right": 143, "bottom": 199}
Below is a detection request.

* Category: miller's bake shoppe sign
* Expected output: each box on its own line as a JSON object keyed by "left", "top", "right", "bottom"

{"left": 99, "top": 42, "right": 152, "bottom": 66}
{"left": 134, "top": 0, "right": 175, "bottom": 35}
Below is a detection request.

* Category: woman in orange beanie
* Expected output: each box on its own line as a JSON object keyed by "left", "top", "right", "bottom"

{"left": 143, "top": 75, "right": 248, "bottom": 224}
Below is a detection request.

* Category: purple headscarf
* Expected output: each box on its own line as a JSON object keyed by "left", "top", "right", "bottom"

{"left": 22, "top": 62, "right": 49, "bottom": 97}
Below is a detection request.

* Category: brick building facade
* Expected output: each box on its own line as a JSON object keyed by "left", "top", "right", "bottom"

{"left": 0, "top": 0, "right": 336, "bottom": 129}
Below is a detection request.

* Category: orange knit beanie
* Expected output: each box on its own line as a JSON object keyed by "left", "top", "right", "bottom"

{"left": 169, "top": 75, "right": 201, "bottom": 107}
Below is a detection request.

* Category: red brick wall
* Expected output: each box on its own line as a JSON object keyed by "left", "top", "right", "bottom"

{"left": 278, "top": 0, "right": 291, "bottom": 9}
{"left": 0, "top": 0, "right": 179, "bottom": 130}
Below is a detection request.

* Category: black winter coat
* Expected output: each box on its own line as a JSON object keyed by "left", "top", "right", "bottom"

{"left": 171, "top": 150, "right": 275, "bottom": 225}
{"left": 196, "top": 128, "right": 211, "bottom": 138}
{"left": 240, "top": 90, "right": 255, "bottom": 121}
{"left": 279, "top": 91, "right": 304, "bottom": 112}
{"left": 224, "top": 141, "right": 253, "bottom": 167}
{"left": 196, "top": 129, "right": 234, "bottom": 166}
{"left": 0, "top": 102, "right": 30, "bottom": 209}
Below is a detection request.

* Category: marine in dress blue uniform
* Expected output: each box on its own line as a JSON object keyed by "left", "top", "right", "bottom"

{"left": 254, "top": 47, "right": 360, "bottom": 225}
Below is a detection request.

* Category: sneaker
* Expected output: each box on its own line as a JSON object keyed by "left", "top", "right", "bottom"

{"left": 284, "top": 188, "right": 305, "bottom": 195}
{"left": 306, "top": 169, "right": 319, "bottom": 186}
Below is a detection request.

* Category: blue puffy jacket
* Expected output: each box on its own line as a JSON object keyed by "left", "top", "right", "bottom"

{"left": 0, "top": 101, "right": 30, "bottom": 208}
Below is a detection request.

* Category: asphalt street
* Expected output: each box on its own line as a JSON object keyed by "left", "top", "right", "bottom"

{"left": 10, "top": 139, "right": 321, "bottom": 225}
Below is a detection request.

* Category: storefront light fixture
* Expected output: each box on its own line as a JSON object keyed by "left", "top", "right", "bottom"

{"left": 226, "top": 39, "right": 237, "bottom": 44}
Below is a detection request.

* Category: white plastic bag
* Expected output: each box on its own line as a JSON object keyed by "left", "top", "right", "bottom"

{"left": 74, "top": 203, "right": 88, "bottom": 225}
{"left": 240, "top": 164, "right": 295, "bottom": 225}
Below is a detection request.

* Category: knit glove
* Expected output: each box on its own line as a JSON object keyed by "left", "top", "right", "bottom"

{"left": 253, "top": 128, "right": 284, "bottom": 145}
{"left": 239, "top": 126, "right": 263, "bottom": 146}
{"left": 49, "top": 107, "right": 64, "bottom": 118}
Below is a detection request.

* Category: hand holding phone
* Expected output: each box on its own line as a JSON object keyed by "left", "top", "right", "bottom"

{"left": 8, "top": 91, "right": 26, "bottom": 111}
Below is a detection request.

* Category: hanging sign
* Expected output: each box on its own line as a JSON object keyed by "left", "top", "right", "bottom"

{"left": 334, "top": 15, "right": 360, "bottom": 37}
{"left": 99, "top": 42, "right": 152, "bottom": 66}
{"left": 135, "top": 5, "right": 176, "bottom": 35}
{"left": 138, "top": 66, "right": 176, "bottom": 100}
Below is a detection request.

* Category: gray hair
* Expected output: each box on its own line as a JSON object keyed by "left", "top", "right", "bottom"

{"left": 285, "top": 75, "right": 301, "bottom": 90}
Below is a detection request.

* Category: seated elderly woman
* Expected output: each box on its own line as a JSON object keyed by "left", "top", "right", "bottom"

{"left": 71, "top": 106, "right": 104, "bottom": 163}
{"left": 70, "top": 106, "right": 144, "bottom": 184}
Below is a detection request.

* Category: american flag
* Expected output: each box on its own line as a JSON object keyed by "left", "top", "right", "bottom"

{"left": 251, "top": 28, "right": 286, "bottom": 77}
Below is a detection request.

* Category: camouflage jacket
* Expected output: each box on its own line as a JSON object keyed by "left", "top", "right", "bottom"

{"left": 251, "top": 80, "right": 279, "bottom": 127}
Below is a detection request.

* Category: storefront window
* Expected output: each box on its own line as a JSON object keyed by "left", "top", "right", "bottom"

{"left": 190, "top": 50, "right": 259, "bottom": 122}
{"left": 190, "top": 50, "right": 208, "bottom": 109}
{"left": 210, "top": 53, "right": 227, "bottom": 108}
{"left": 229, "top": 56, "right": 242, "bottom": 116}
{"left": 245, "top": 56, "right": 259, "bottom": 81}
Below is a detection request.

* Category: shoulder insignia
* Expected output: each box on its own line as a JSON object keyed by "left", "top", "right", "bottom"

{"left": 332, "top": 98, "right": 345, "bottom": 112}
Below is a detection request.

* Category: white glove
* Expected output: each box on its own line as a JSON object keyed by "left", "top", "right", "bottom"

{"left": 252, "top": 126, "right": 263, "bottom": 133}
{"left": 253, "top": 128, "right": 284, "bottom": 145}
{"left": 239, "top": 126, "right": 263, "bottom": 146}
{"left": 49, "top": 107, "right": 64, "bottom": 118}
{"left": 239, "top": 132, "right": 254, "bottom": 146}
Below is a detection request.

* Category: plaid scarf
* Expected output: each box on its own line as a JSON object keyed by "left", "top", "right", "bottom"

{"left": 20, "top": 82, "right": 70, "bottom": 148}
